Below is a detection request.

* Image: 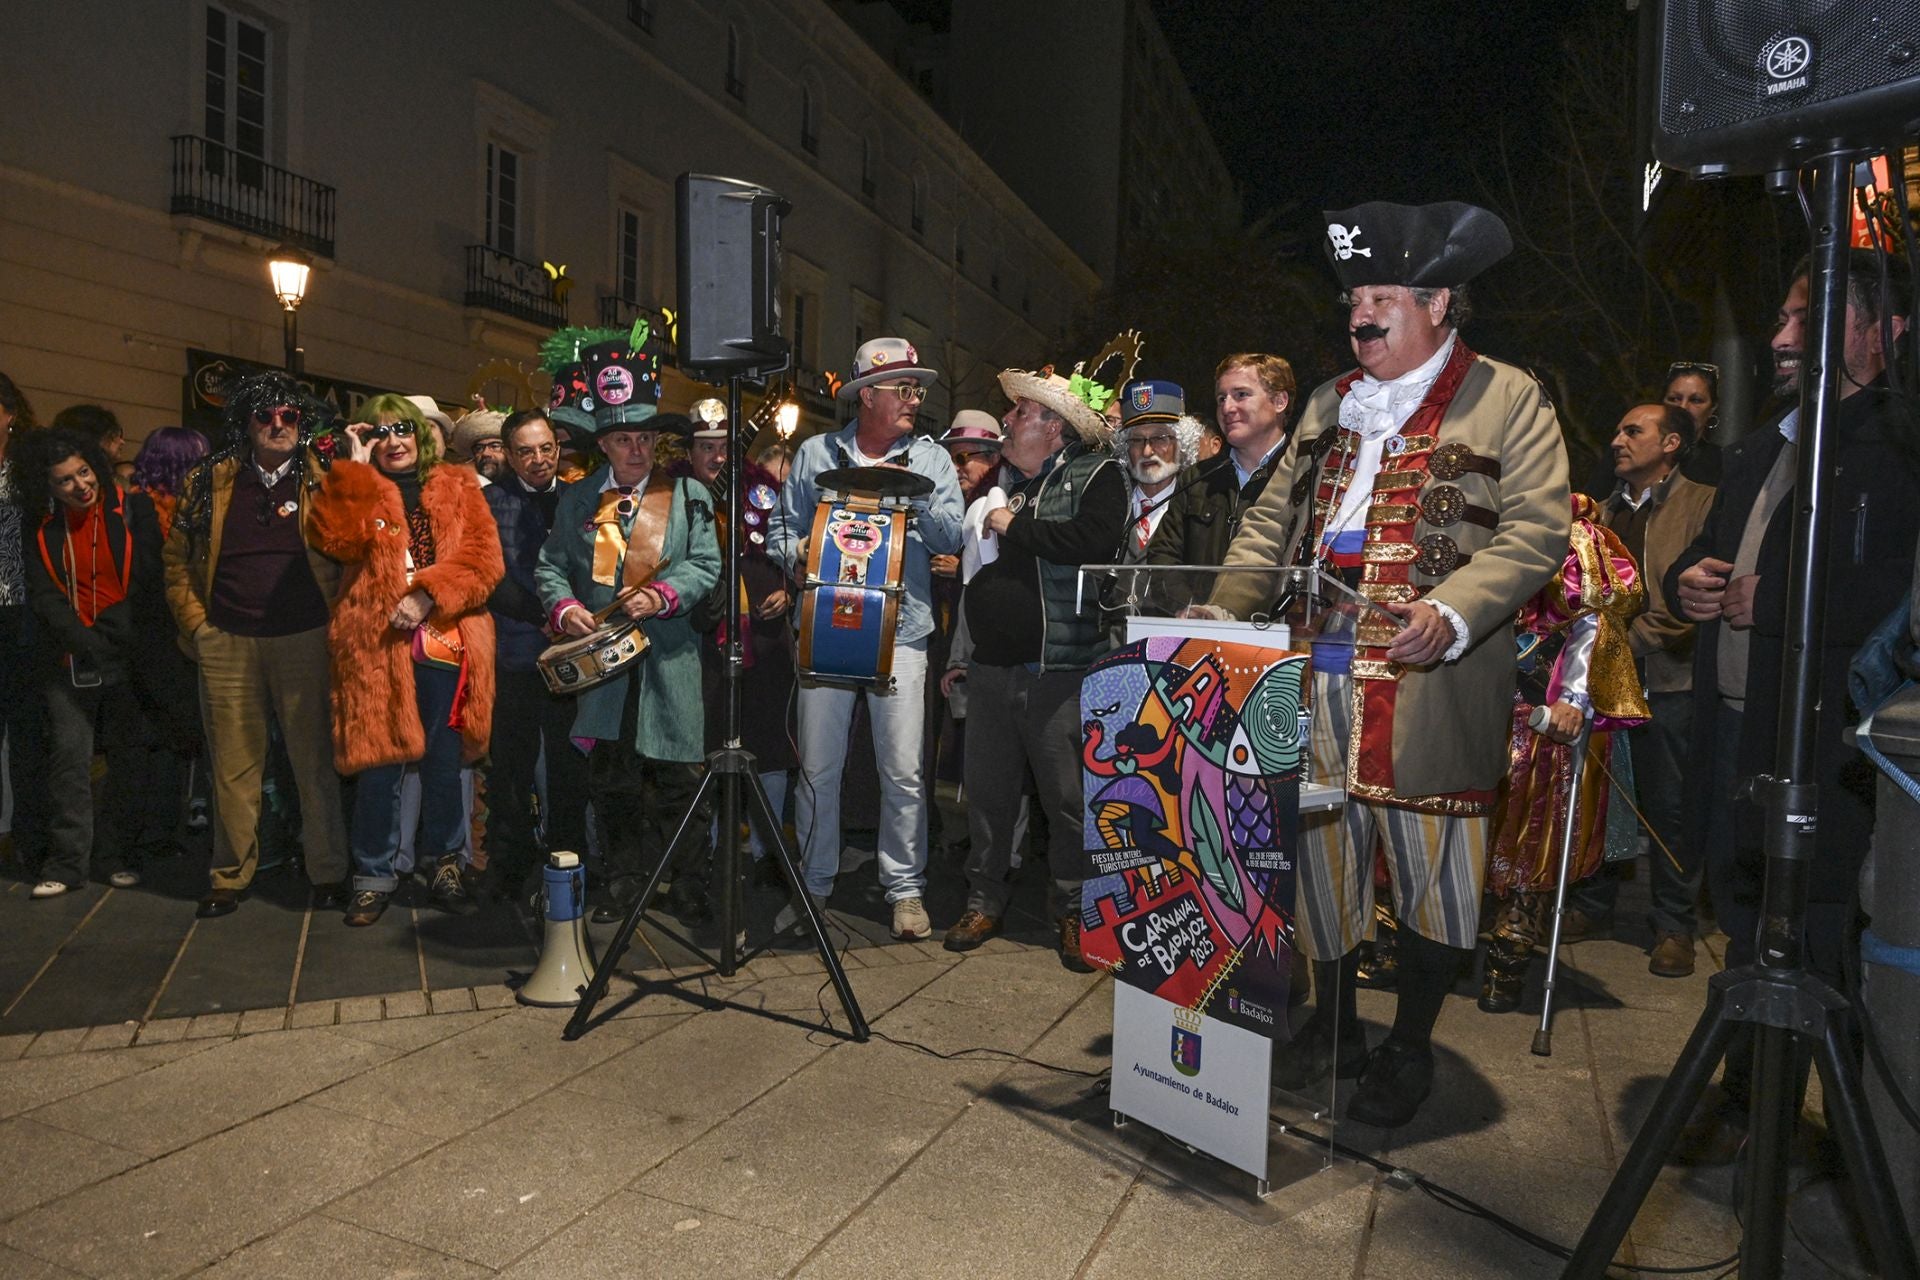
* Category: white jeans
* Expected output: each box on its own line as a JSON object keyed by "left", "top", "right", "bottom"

{"left": 793, "top": 640, "right": 928, "bottom": 904}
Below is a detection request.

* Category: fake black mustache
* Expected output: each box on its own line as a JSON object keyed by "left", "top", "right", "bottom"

{"left": 1351, "top": 324, "right": 1389, "bottom": 342}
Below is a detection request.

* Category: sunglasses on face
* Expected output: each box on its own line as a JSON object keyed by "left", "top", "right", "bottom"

{"left": 877, "top": 383, "right": 927, "bottom": 403}
{"left": 1667, "top": 361, "right": 1719, "bottom": 377}
{"left": 252, "top": 407, "right": 301, "bottom": 427}
{"left": 1129, "top": 433, "right": 1178, "bottom": 451}
{"left": 360, "top": 422, "right": 417, "bottom": 442}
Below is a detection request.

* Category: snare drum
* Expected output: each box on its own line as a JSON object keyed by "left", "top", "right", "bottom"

{"left": 537, "top": 618, "right": 650, "bottom": 695}
{"left": 796, "top": 468, "right": 930, "bottom": 690}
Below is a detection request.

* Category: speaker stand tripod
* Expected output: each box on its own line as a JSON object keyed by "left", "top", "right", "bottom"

{"left": 563, "top": 371, "right": 870, "bottom": 1044}
{"left": 1565, "top": 152, "right": 1917, "bottom": 1280}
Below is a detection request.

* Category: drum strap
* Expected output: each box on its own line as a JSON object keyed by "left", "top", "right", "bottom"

{"left": 589, "top": 471, "right": 675, "bottom": 588}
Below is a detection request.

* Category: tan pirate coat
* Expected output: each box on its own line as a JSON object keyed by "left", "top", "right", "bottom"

{"left": 1212, "top": 345, "right": 1570, "bottom": 804}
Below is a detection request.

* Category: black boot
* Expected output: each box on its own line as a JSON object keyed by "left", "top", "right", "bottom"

{"left": 1477, "top": 936, "right": 1532, "bottom": 1014}
{"left": 1275, "top": 952, "right": 1367, "bottom": 1090}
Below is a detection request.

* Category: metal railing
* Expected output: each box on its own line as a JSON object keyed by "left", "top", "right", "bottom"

{"left": 168, "top": 135, "right": 336, "bottom": 257}
{"left": 598, "top": 294, "right": 649, "bottom": 329}
{"left": 595, "top": 296, "right": 679, "bottom": 364}
{"left": 464, "top": 245, "right": 567, "bottom": 327}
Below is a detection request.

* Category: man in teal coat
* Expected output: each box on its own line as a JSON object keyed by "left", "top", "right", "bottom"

{"left": 535, "top": 336, "right": 719, "bottom": 924}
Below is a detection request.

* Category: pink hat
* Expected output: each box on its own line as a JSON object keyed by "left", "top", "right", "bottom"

{"left": 938, "top": 409, "right": 1004, "bottom": 452}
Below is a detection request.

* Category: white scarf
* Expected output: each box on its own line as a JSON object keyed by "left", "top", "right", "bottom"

{"left": 1327, "top": 334, "right": 1458, "bottom": 537}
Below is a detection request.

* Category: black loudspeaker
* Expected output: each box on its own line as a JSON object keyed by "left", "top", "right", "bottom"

{"left": 675, "top": 173, "right": 791, "bottom": 373}
{"left": 1648, "top": 0, "right": 1920, "bottom": 177}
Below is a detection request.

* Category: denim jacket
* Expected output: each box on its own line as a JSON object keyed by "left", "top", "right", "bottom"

{"left": 769, "top": 422, "right": 965, "bottom": 644}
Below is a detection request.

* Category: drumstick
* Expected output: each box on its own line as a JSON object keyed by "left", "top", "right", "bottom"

{"left": 590, "top": 557, "right": 673, "bottom": 626}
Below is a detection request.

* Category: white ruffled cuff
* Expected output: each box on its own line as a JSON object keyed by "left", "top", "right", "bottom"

{"left": 1430, "top": 599, "right": 1471, "bottom": 663}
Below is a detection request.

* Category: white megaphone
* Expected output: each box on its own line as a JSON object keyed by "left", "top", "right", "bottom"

{"left": 518, "top": 851, "right": 596, "bottom": 1006}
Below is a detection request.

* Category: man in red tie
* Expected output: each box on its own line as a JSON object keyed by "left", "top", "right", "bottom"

{"left": 1112, "top": 380, "right": 1199, "bottom": 564}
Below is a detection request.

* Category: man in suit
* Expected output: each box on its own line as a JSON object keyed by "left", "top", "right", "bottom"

{"left": 481, "top": 408, "right": 587, "bottom": 902}
{"left": 1146, "top": 355, "right": 1294, "bottom": 569}
{"left": 1564, "top": 403, "right": 1717, "bottom": 977}
{"left": 1667, "top": 252, "right": 1919, "bottom": 1159}
{"left": 535, "top": 337, "right": 721, "bottom": 925}
{"left": 1205, "top": 202, "right": 1569, "bottom": 1127}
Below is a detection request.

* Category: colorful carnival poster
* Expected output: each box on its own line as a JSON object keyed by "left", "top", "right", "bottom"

{"left": 1079, "top": 636, "right": 1308, "bottom": 1040}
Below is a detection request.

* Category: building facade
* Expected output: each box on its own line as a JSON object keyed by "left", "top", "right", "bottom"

{"left": 838, "top": 0, "right": 1241, "bottom": 285}
{"left": 0, "top": 0, "right": 1099, "bottom": 442}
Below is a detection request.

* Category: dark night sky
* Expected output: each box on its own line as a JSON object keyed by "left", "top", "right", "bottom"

{"left": 1149, "top": 0, "right": 1584, "bottom": 234}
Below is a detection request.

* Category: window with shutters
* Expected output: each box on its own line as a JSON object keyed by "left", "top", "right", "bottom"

{"left": 486, "top": 142, "right": 520, "bottom": 258}
{"left": 617, "top": 207, "right": 644, "bottom": 303}
{"left": 203, "top": 3, "right": 270, "bottom": 185}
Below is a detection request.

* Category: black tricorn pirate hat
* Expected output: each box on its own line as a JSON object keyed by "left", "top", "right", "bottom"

{"left": 1321, "top": 201, "right": 1512, "bottom": 291}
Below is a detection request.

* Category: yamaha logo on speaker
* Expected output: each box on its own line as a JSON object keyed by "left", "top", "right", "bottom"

{"left": 1759, "top": 33, "right": 1814, "bottom": 98}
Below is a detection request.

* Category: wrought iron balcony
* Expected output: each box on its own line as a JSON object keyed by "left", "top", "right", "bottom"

{"left": 597, "top": 294, "right": 650, "bottom": 329}
{"left": 596, "top": 295, "right": 681, "bottom": 364}
{"left": 169, "top": 135, "right": 336, "bottom": 257}
{"left": 465, "top": 245, "right": 567, "bottom": 327}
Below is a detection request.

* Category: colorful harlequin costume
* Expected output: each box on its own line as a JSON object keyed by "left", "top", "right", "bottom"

{"left": 1479, "top": 495, "right": 1649, "bottom": 1011}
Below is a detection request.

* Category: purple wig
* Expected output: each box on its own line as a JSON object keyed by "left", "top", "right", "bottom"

{"left": 130, "top": 425, "right": 210, "bottom": 497}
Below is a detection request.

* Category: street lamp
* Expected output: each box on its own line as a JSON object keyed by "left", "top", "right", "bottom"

{"left": 267, "top": 244, "right": 312, "bottom": 375}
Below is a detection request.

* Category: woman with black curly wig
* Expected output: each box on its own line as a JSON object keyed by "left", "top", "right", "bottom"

{"left": 10, "top": 428, "right": 169, "bottom": 896}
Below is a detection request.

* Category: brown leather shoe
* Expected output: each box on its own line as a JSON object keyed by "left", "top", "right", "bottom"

{"left": 1649, "top": 931, "right": 1696, "bottom": 978}
{"left": 344, "top": 889, "right": 391, "bottom": 928}
{"left": 1557, "top": 908, "right": 1611, "bottom": 944}
{"left": 943, "top": 909, "right": 999, "bottom": 953}
{"left": 1058, "top": 915, "right": 1096, "bottom": 974}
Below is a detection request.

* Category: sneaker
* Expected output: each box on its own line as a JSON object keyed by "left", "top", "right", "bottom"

{"left": 1649, "top": 932, "right": 1696, "bottom": 978}
{"left": 1345, "top": 1039, "right": 1436, "bottom": 1128}
{"left": 943, "top": 909, "right": 1000, "bottom": 953}
{"left": 344, "top": 889, "right": 391, "bottom": 927}
{"left": 107, "top": 869, "right": 142, "bottom": 889}
{"left": 890, "top": 897, "right": 932, "bottom": 941}
{"left": 429, "top": 856, "right": 472, "bottom": 913}
{"left": 1057, "top": 914, "right": 1096, "bottom": 973}
{"left": 30, "top": 880, "right": 72, "bottom": 900}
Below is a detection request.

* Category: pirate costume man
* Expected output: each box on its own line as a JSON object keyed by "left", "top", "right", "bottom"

{"left": 1209, "top": 201, "right": 1570, "bottom": 1126}
{"left": 534, "top": 332, "right": 721, "bottom": 924}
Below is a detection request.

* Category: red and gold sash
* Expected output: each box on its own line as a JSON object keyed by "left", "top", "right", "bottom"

{"left": 1312, "top": 340, "right": 1495, "bottom": 816}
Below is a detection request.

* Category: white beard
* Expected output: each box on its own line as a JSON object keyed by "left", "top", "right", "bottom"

{"left": 1128, "top": 456, "right": 1174, "bottom": 487}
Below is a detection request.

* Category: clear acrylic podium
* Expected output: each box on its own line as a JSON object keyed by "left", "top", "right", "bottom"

{"left": 1070, "top": 564, "right": 1402, "bottom": 1215}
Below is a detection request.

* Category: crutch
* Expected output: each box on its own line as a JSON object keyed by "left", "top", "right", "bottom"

{"left": 1531, "top": 702, "right": 1593, "bottom": 1057}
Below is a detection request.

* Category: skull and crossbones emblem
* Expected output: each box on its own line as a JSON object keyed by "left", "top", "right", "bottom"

{"left": 1327, "top": 223, "right": 1372, "bottom": 260}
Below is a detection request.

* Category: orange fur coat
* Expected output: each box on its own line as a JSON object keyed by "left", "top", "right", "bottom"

{"left": 306, "top": 461, "right": 504, "bottom": 774}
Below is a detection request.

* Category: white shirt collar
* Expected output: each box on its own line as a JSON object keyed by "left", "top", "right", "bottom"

{"left": 599, "top": 466, "right": 649, "bottom": 493}
{"left": 518, "top": 475, "right": 558, "bottom": 494}
{"left": 253, "top": 455, "right": 295, "bottom": 487}
{"left": 1231, "top": 439, "right": 1284, "bottom": 491}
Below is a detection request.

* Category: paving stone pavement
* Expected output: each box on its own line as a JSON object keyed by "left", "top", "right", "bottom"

{"left": 0, "top": 878, "right": 1873, "bottom": 1280}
